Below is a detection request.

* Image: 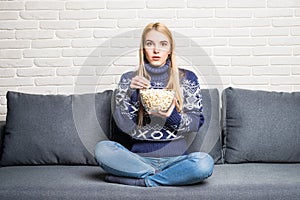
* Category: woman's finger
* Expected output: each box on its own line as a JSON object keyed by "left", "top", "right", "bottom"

{"left": 130, "top": 76, "right": 150, "bottom": 89}
{"left": 138, "top": 76, "right": 150, "bottom": 86}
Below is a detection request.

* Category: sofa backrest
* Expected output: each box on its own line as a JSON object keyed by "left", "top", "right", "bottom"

{"left": 0, "top": 88, "right": 223, "bottom": 166}
{"left": 1, "top": 87, "right": 299, "bottom": 166}
{"left": 0, "top": 121, "right": 5, "bottom": 162}
{"left": 222, "top": 87, "right": 300, "bottom": 163}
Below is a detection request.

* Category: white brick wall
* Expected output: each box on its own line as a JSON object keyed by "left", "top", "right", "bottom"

{"left": 0, "top": 0, "right": 300, "bottom": 120}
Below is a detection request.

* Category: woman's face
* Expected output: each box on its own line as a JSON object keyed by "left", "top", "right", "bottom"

{"left": 144, "top": 30, "right": 171, "bottom": 67}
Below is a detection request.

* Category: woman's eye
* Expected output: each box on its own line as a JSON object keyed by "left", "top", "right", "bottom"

{"left": 146, "top": 42, "right": 153, "bottom": 46}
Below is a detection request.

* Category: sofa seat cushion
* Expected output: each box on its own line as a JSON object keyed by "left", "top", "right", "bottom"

{"left": 209, "top": 163, "right": 300, "bottom": 199}
{"left": 0, "top": 164, "right": 299, "bottom": 200}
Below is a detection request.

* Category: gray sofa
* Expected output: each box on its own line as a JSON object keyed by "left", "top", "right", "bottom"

{"left": 0, "top": 87, "right": 299, "bottom": 200}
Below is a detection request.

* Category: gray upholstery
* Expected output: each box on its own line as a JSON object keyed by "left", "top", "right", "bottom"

{"left": 223, "top": 87, "right": 300, "bottom": 163}
{"left": 0, "top": 121, "right": 5, "bottom": 162}
{"left": 0, "top": 164, "right": 299, "bottom": 200}
{"left": 0, "top": 87, "right": 299, "bottom": 200}
{"left": 1, "top": 91, "right": 112, "bottom": 166}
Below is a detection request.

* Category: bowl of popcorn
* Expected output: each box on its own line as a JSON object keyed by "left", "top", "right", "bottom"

{"left": 140, "top": 88, "right": 175, "bottom": 112}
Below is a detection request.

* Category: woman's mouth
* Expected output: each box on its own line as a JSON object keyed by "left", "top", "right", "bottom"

{"left": 152, "top": 56, "right": 161, "bottom": 61}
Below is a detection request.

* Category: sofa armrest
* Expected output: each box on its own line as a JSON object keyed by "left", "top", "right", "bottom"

{"left": 0, "top": 121, "right": 5, "bottom": 163}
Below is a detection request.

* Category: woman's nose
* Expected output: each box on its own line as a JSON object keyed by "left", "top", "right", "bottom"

{"left": 153, "top": 46, "right": 159, "bottom": 53}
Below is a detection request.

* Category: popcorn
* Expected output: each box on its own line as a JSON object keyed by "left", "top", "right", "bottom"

{"left": 140, "top": 89, "right": 174, "bottom": 112}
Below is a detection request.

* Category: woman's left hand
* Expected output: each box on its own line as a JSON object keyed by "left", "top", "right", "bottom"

{"left": 148, "top": 98, "right": 179, "bottom": 118}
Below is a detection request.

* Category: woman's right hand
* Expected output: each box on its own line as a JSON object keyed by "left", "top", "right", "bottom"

{"left": 130, "top": 76, "right": 150, "bottom": 89}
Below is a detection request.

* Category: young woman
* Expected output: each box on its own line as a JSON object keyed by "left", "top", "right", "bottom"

{"left": 94, "top": 22, "right": 214, "bottom": 187}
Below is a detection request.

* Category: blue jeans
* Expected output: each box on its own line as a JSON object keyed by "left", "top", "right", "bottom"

{"left": 94, "top": 141, "right": 214, "bottom": 187}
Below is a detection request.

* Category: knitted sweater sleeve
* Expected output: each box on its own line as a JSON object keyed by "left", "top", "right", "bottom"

{"left": 165, "top": 70, "right": 204, "bottom": 135}
{"left": 113, "top": 72, "right": 139, "bottom": 134}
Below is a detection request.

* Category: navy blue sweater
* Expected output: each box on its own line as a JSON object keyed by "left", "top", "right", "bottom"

{"left": 113, "top": 60, "right": 204, "bottom": 157}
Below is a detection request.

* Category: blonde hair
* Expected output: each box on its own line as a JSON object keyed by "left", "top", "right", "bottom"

{"left": 137, "top": 22, "right": 183, "bottom": 126}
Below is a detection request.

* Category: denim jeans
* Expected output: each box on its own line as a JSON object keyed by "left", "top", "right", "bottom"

{"left": 94, "top": 141, "right": 214, "bottom": 187}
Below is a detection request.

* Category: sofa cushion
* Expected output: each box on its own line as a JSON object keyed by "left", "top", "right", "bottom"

{"left": 111, "top": 88, "right": 223, "bottom": 164}
{"left": 223, "top": 87, "right": 300, "bottom": 163}
{"left": 0, "top": 164, "right": 299, "bottom": 200}
{"left": 1, "top": 91, "right": 112, "bottom": 166}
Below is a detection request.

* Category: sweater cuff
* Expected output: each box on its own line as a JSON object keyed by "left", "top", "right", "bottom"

{"left": 166, "top": 108, "right": 181, "bottom": 126}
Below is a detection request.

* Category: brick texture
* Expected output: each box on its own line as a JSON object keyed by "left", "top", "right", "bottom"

{"left": 0, "top": 0, "right": 299, "bottom": 120}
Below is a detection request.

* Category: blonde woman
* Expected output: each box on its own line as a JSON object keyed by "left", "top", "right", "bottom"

{"left": 95, "top": 22, "right": 214, "bottom": 187}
